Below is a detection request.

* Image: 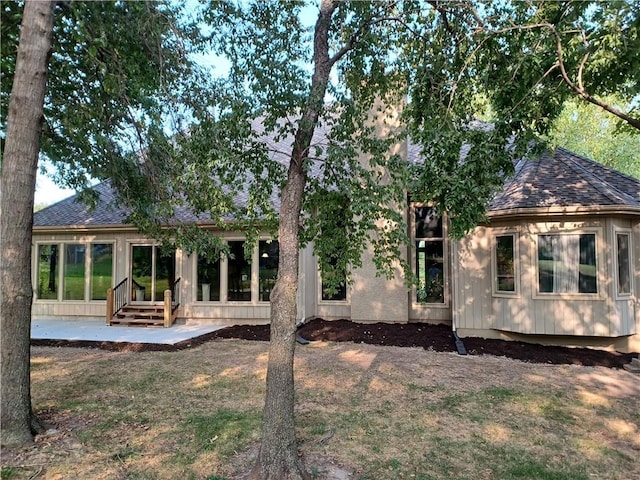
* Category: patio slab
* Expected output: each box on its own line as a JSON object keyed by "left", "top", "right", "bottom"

{"left": 31, "top": 318, "right": 226, "bottom": 345}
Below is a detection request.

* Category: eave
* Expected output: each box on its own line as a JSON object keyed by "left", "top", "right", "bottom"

{"left": 487, "top": 204, "right": 640, "bottom": 221}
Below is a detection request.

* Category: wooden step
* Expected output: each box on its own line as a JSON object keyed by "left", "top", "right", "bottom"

{"left": 110, "top": 306, "right": 165, "bottom": 327}
{"left": 110, "top": 317, "right": 164, "bottom": 327}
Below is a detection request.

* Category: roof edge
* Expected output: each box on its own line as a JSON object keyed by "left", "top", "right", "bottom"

{"left": 488, "top": 204, "right": 640, "bottom": 220}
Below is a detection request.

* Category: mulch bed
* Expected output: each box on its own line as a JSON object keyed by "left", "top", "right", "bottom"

{"left": 31, "top": 318, "right": 638, "bottom": 369}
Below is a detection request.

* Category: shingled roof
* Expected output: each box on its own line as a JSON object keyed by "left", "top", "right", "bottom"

{"left": 33, "top": 182, "right": 130, "bottom": 228}
{"left": 489, "top": 147, "right": 640, "bottom": 215}
{"left": 34, "top": 146, "right": 639, "bottom": 229}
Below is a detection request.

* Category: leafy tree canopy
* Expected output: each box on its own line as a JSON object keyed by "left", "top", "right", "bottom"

{"left": 1, "top": 0, "right": 206, "bottom": 199}
{"left": 550, "top": 96, "right": 640, "bottom": 179}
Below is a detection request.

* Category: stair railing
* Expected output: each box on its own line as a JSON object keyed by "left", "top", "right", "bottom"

{"left": 106, "top": 277, "right": 129, "bottom": 324}
{"left": 163, "top": 277, "right": 181, "bottom": 327}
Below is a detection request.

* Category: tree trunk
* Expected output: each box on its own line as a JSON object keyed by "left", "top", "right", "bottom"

{"left": 250, "top": 1, "right": 339, "bottom": 478}
{"left": 1, "top": 0, "right": 56, "bottom": 448}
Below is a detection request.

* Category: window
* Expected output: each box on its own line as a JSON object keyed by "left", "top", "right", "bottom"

{"left": 616, "top": 233, "right": 631, "bottom": 295}
{"left": 63, "top": 244, "right": 86, "bottom": 300}
{"left": 495, "top": 235, "right": 516, "bottom": 293}
{"left": 197, "top": 254, "right": 221, "bottom": 301}
{"left": 259, "top": 240, "right": 279, "bottom": 302}
{"left": 321, "top": 256, "right": 347, "bottom": 301}
{"left": 415, "top": 207, "right": 445, "bottom": 303}
{"left": 228, "top": 241, "right": 251, "bottom": 301}
{"left": 538, "top": 234, "right": 597, "bottom": 294}
{"left": 37, "top": 244, "right": 59, "bottom": 300}
{"left": 91, "top": 244, "right": 113, "bottom": 300}
{"left": 37, "top": 242, "right": 114, "bottom": 301}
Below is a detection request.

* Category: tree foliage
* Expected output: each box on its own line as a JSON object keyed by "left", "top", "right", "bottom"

{"left": 1, "top": 0, "right": 205, "bottom": 196}
{"left": 0, "top": 0, "right": 200, "bottom": 448}
{"left": 550, "top": 97, "right": 640, "bottom": 179}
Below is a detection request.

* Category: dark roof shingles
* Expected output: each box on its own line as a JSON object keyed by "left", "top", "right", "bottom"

{"left": 489, "top": 147, "right": 640, "bottom": 212}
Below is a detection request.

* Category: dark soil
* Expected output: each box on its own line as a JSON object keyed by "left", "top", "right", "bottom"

{"left": 31, "top": 318, "right": 638, "bottom": 369}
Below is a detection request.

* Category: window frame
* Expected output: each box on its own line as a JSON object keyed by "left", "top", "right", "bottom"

{"left": 318, "top": 256, "right": 349, "bottom": 304}
{"left": 614, "top": 228, "right": 633, "bottom": 299}
{"left": 34, "top": 240, "right": 116, "bottom": 303}
{"left": 35, "top": 242, "right": 61, "bottom": 301}
{"left": 194, "top": 251, "right": 222, "bottom": 303}
{"left": 89, "top": 242, "right": 115, "bottom": 302}
{"left": 492, "top": 231, "right": 520, "bottom": 297}
{"left": 62, "top": 243, "right": 88, "bottom": 301}
{"left": 192, "top": 237, "right": 279, "bottom": 304}
{"left": 411, "top": 204, "right": 449, "bottom": 307}
{"left": 533, "top": 229, "right": 602, "bottom": 299}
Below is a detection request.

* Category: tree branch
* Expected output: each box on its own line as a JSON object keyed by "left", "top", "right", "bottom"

{"left": 552, "top": 26, "right": 640, "bottom": 131}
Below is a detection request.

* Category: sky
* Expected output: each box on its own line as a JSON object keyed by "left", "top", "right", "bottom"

{"left": 35, "top": 170, "right": 75, "bottom": 206}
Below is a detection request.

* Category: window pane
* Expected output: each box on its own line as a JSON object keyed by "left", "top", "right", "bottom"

{"left": 416, "top": 240, "right": 444, "bottom": 303}
{"left": 228, "top": 241, "right": 251, "bottom": 301}
{"left": 321, "top": 273, "right": 346, "bottom": 301}
{"left": 496, "top": 235, "right": 515, "bottom": 292}
{"left": 197, "top": 254, "right": 220, "bottom": 301}
{"left": 578, "top": 235, "right": 597, "bottom": 293}
{"left": 37, "top": 244, "right": 59, "bottom": 299}
{"left": 259, "top": 240, "right": 279, "bottom": 302}
{"left": 415, "top": 207, "right": 442, "bottom": 239}
{"left": 91, "top": 244, "right": 113, "bottom": 300}
{"left": 538, "top": 234, "right": 596, "bottom": 294}
{"left": 154, "top": 250, "right": 176, "bottom": 302}
{"left": 63, "top": 245, "right": 86, "bottom": 300}
{"left": 132, "top": 246, "right": 152, "bottom": 301}
{"left": 617, "top": 234, "right": 631, "bottom": 295}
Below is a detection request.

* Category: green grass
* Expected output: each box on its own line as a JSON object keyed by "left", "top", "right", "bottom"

{"left": 185, "top": 409, "right": 262, "bottom": 457}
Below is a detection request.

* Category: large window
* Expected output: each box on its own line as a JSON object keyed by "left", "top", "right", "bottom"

{"left": 63, "top": 244, "right": 86, "bottom": 300}
{"left": 91, "top": 244, "right": 113, "bottom": 300}
{"left": 616, "top": 233, "right": 631, "bottom": 295}
{"left": 37, "top": 242, "right": 113, "bottom": 301}
{"left": 415, "top": 207, "right": 445, "bottom": 303}
{"left": 197, "top": 254, "right": 221, "bottom": 301}
{"left": 259, "top": 240, "right": 279, "bottom": 302}
{"left": 37, "top": 244, "right": 59, "bottom": 300}
{"left": 495, "top": 235, "right": 516, "bottom": 294}
{"left": 538, "top": 233, "right": 597, "bottom": 294}
{"left": 228, "top": 241, "right": 251, "bottom": 301}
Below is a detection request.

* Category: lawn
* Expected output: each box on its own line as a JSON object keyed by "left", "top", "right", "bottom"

{"left": 2, "top": 340, "right": 638, "bottom": 479}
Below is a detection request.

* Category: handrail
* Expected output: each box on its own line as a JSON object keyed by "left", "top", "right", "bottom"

{"left": 131, "top": 278, "right": 144, "bottom": 290}
{"left": 112, "top": 277, "right": 129, "bottom": 316}
{"left": 106, "top": 277, "right": 129, "bottom": 323}
{"left": 170, "top": 277, "right": 181, "bottom": 308}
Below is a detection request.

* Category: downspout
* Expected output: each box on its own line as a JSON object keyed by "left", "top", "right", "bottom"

{"left": 450, "top": 239, "right": 467, "bottom": 355}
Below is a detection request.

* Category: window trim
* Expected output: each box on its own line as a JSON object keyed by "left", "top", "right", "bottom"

{"left": 411, "top": 204, "right": 449, "bottom": 308}
{"left": 614, "top": 228, "right": 633, "bottom": 299}
{"left": 533, "top": 228, "right": 603, "bottom": 300}
{"left": 492, "top": 231, "right": 520, "bottom": 298}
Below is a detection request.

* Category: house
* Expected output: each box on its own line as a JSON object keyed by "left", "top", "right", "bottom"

{"left": 31, "top": 145, "right": 640, "bottom": 353}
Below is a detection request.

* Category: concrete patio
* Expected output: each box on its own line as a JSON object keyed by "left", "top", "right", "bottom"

{"left": 31, "top": 318, "right": 226, "bottom": 345}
